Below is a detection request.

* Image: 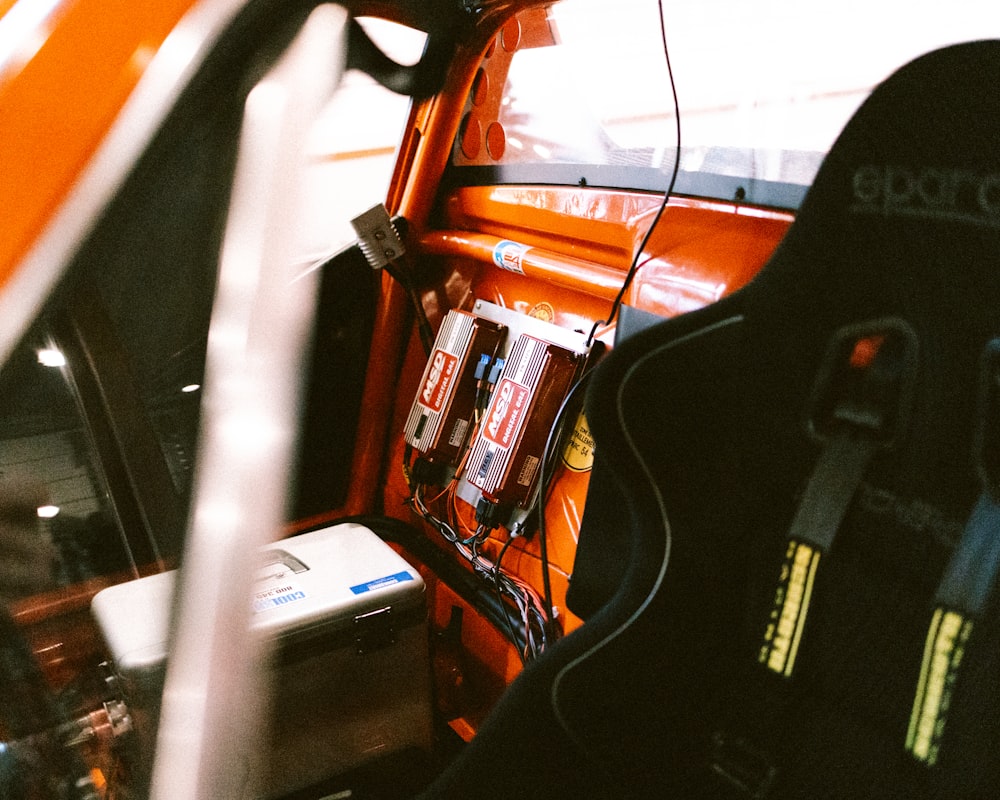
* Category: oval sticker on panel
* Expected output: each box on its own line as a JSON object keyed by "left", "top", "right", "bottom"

{"left": 562, "top": 411, "right": 595, "bottom": 472}
{"left": 528, "top": 301, "right": 555, "bottom": 323}
{"left": 493, "top": 240, "right": 530, "bottom": 274}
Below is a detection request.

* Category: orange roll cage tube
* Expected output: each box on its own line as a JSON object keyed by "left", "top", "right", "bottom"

{"left": 419, "top": 230, "right": 627, "bottom": 301}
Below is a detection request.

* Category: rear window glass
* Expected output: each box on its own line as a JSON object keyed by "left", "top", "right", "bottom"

{"left": 448, "top": 0, "right": 1000, "bottom": 209}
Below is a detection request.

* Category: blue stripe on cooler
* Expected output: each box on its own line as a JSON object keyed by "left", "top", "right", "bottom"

{"left": 349, "top": 571, "right": 415, "bottom": 595}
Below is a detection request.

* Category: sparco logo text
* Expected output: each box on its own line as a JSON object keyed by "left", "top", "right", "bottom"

{"left": 851, "top": 165, "right": 1000, "bottom": 228}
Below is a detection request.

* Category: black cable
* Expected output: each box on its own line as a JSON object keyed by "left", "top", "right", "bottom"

{"left": 385, "top": 262, "right": 435, "bottom": 355}
{"left": 492, "top": 534, "right": 526, "bottom": 665}
{"left": 402, "top": 473, "right": 544, "bottom": 661}
{"left": 533, "top": 366, "right": 597, "bottom": 629}
{"left": 586, "top": 0, "right": 680, "bottom": 348}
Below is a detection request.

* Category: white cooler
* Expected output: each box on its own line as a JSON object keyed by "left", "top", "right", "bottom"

{"left": 91, "top": 522, "right": 432, "bottom": 797}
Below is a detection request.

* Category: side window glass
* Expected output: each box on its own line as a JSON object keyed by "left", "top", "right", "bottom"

{"left": 91, "top": 238, "right": 213, "bottom": 502}
{"left": 0, "top": 327, "right": 132, "bottom": 605}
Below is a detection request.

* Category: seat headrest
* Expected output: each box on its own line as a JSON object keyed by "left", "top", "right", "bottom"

{"left": 758, "top": 39, "right": 1000, "bottom": 306}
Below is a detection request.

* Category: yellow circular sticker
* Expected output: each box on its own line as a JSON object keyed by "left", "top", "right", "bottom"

{"left": 562, "top": 411, "right": 595, "bottom": 472}
{"left": 528, "top": 302, "right": 555, "bottom": 323}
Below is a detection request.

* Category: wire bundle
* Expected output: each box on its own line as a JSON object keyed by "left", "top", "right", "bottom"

{"left": 406, "top": 450, "right": 554, "bottom": 663}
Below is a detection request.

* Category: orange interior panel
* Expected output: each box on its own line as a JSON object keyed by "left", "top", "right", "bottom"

{"left": 365, "top": 180, "right": 793, "bottom": 735}
{"left": 0, "top": 0, "right": 196, "bottom": 286}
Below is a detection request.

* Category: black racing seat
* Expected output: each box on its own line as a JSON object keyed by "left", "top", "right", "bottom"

{"left": 418, "top": 39, "right": 1000, "bottom": 799}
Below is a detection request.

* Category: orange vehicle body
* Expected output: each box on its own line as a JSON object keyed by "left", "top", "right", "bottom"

{"left": 0, "top": 0, "right": 196, "bottom": 285}
{"left": 0, "top": 0, "right": 792, "bottom": 734}
{"left": 0, "top": 0, "right": 803, "bottom": 794}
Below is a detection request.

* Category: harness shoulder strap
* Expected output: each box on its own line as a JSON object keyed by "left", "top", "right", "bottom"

{"left": 758, "top": 319, "right": 917, "bottom": 678}
{"left": 907, "top": 338, "right": 1000, "bottom": 766}
{"left": 709, "top": 319, "right": 918, "bottom": 799}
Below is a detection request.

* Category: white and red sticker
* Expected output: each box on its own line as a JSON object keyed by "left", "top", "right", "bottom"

{"left": 492, "top": 240, "right": 530, "bottom": 274}
{"left": 419, "top": 349, "right": 458, "bottom": 412}
{"left": 484, "top": 378, "right": 530, "bottom": 449}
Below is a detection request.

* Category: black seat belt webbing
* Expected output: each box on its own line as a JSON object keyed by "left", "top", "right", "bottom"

{"left": 758, "top": 434, "right": 879, "bottom": 677}
{"left": 905, "top": 491, "right": 1000, "bottom": 766}
{"left": 907, "top": 338, "right": 1000, "bottom": 766}
{"left": 758, "top": 320, "right": 916, "bottom": 679}
{"left": 710, "top": 321, "right": 916, "bottom": 798}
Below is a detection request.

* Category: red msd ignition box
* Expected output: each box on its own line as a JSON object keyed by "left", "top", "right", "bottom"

{"left": 467, "top": 334, "right": 581, "bottom": 508}
{"left": 403, "top": 309, "right": 505, "bottom": 465}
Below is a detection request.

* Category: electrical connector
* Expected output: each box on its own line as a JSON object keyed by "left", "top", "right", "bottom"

{"left": 487, "top": 357, "right": 506, "bottom": 385}
{"left": 475, "top": 496, "right": 510, "bottom": 530}
{"left": 350, "top": 203, "right": 405, "bottom": 270}
{"left": 475, "top": 353, "right": 492, "bottom": 381}
{"left": 411, "top": 456, "right": 447, "bottom": 487}
{"left": 509, "top": 508, "right": 539, "bottom": 540}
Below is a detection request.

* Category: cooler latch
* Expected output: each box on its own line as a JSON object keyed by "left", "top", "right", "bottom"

{"left": 354, "top": 606, "right": 395, "bottom": 654}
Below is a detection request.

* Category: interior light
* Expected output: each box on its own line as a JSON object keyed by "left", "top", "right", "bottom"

{"left": 182, "top": 384, "right": 201, "bottom": 393}
{"left": 37, "top": 348, "right": 66, "bottom": 367}
{"left": 37, "top": 505, "right": 60, "bottom": 519}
